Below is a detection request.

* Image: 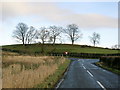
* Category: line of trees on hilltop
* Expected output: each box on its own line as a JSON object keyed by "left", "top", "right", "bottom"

{"left": 12, "top": 22, "right": 100, "bottom": 47}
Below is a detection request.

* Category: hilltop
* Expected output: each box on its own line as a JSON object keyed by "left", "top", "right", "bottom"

{"left": 2, "top": 44, "right": 119, "bottom": 55}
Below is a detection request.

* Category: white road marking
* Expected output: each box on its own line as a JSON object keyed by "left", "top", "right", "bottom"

{"left": 87, "top": 70, "right": 93, "bottom": 77}
{"left": 56, "top": 79, "right": 64, "bottom": 89}
{"left": 83, "top": 66, "right": 86, "bottom": 69}
{"left": 97, "top": 81, "right": 106, "bottom": 90}
{"left": 91, "top": 64, "right": 95, "bottom": 66}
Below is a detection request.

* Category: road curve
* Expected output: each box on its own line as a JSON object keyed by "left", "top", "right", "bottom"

{"left": 57, "top": 58, "right": 120, "bottom": 89}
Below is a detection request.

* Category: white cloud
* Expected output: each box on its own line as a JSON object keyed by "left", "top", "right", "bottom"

{"left": 1, "top": 2, "right": 118, "bottom": 29}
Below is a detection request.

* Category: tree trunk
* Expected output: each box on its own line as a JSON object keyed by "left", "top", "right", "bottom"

{"left": 22, "top": 39, "right": 25, "bottom": 46}
{"left": 41, "top": 41, "right": 44, "bottom": 54}
{"left": 53, "top": 37, "right": 56, "bottom": 45}
{"left": 94, "top": 41, "right": 95, "bottom": 47}
{"left": 72, "top": 40, "right": 74, "bottom": 45}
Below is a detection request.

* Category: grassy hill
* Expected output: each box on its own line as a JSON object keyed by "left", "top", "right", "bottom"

{"left": 2, "top": 44, "right": 119, "bottom": 55}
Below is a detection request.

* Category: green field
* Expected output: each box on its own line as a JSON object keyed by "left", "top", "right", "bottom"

{"left": 2, "top": 44, "right": 119, "bottom": 55}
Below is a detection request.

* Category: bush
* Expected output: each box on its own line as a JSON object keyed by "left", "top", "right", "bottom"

{"left": 100, "top": 56, "right": 120, "bottom": 70}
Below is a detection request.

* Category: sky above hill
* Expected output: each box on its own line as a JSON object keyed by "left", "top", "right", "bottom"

{"left": 0, "top": 0, "right": 119, "bottom": 48}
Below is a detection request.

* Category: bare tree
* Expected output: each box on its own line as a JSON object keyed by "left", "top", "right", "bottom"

{"left": 49, "top": 26, "right": 62, "bottom": 45}
{"left": 25, "top": 26, "right": 37, "bottom": 44}
{"left": 13, "top": 22, "right": 28, "bottom": 45}
{"left": 36, "top": 27, "right": 50, "bottom": 44}
{"left": 64, "top": 24, "right": 82, "bottom": 45}
{"left": 90, "top": 32, "right": 100, "bottom": 46}
{"left": 111, "top": 44, "right": 120, "bottom": 49}
{"left": 36, "top": 27, "right": 50, "bottom": 53}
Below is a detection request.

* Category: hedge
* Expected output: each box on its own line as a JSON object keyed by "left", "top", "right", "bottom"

{"left": 50, "top": 52, "right": 120, "bottom": 59}
{"left": 100, "top": 56, "right": 120, "bottom": 70}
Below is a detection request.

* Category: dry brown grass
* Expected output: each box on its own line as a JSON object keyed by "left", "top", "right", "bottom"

{"left": 3, "top": 55, "right": 56, "bottom": 64}
{"left": 2, "top": 55, "right": 66, "bottom": 88}
{"left": 2, "top": 51, "right": 19, "bottom": 56}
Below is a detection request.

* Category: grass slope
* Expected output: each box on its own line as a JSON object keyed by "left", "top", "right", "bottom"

{"left": 2, "top": 44, "right": 119, "bottom": 55}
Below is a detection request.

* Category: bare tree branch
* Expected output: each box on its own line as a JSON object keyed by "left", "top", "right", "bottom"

{"left": 25, "top": 26, "right": 37, "bottom": 44}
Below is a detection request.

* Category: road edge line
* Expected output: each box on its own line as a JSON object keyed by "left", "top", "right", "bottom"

{"left": 56, "top": 79, "right": 64, "bottom": 89}
{"left": 55, "top": 60, "right": 72, "bottom": 89}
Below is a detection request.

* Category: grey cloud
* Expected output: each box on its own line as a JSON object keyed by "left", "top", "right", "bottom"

{"left": 65, "top": 14, "right": 117, "bottom": 28}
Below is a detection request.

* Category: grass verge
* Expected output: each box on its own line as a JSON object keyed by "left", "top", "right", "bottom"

{"left": 34, "top": 58, "right": 70, "bottom": 88}
{"left": 95, "top": 62, "right": 120, "bottom": 75}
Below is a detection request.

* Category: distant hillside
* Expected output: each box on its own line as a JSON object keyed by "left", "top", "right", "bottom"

{"left": 2, "top": 44, "right": 119, "bottom": 55}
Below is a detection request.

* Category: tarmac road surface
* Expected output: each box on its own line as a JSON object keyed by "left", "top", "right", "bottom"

{"left": 57, "top": 58, "right": 120, "bottom": 89}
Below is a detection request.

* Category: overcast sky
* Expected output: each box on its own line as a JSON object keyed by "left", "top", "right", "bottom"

{"left": 0, "top": 0, "right": 119, "bottom": 48}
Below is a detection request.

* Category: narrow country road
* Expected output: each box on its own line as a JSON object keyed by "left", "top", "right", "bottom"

{"left": 58, "top": 58, "right": 120, "bottom": 89}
